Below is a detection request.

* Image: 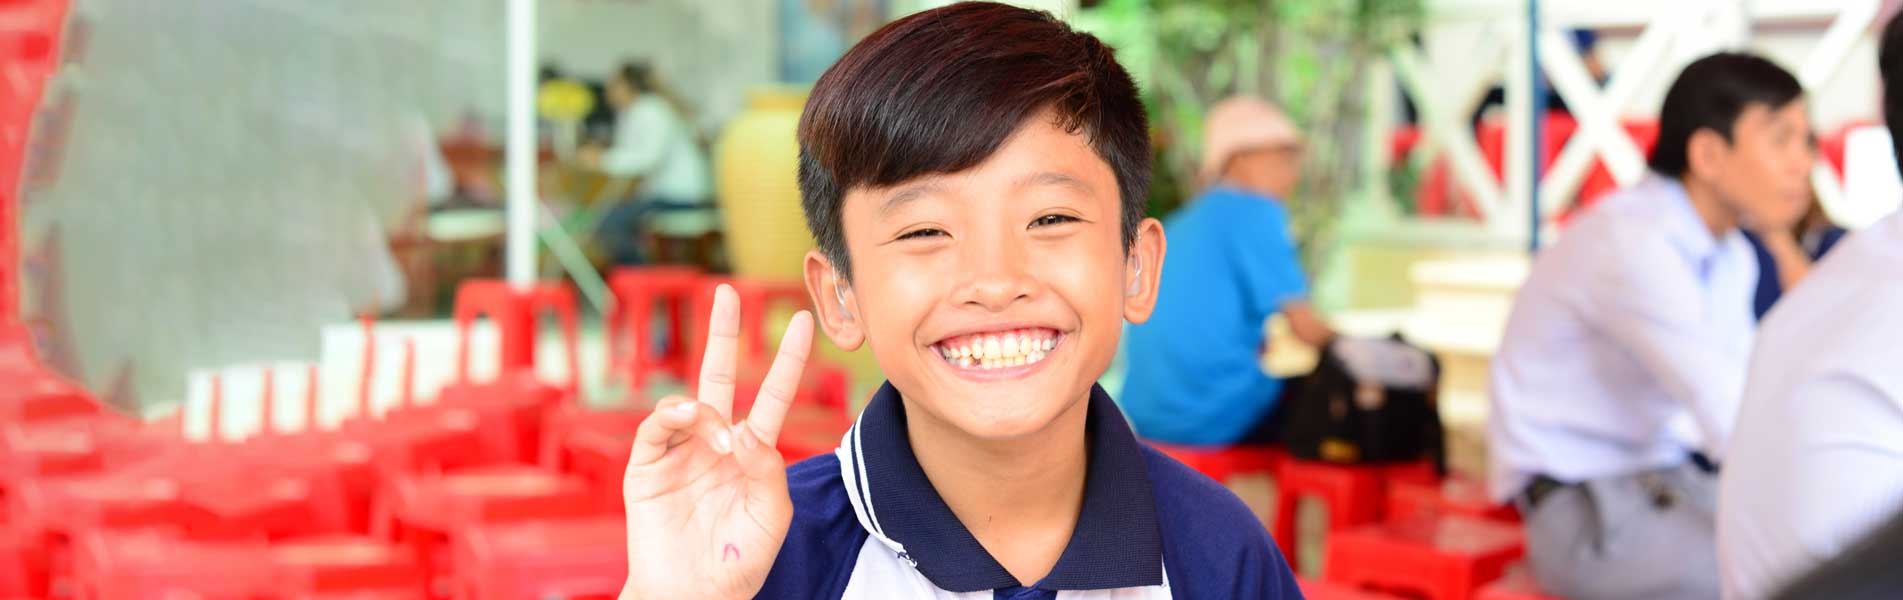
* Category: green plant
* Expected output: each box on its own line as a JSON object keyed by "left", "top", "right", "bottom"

{"left": 1077, "top": 0, "right": 1424, "bottom": 271}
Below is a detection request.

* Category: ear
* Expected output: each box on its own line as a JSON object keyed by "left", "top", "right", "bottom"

{"left": 1685, "top": 128, "right": 1731, "bottom": 182}
{"left": 1122, "top": 218, "right": 1167, "bottom": 324}
{"left": 804, "top": 249, "right": 865, "bottom": 351}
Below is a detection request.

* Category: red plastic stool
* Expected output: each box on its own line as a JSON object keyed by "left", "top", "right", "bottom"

{"left": 1386, "top": 475, "right": 1519, "bottom": 523}
{"left": 69, "top": 532, "right": 280, "bottom": 600}
{"left": 731, "top": 358, "right": 851, "bottom": 424}
{"left": 1324, "top": 514, "right": 1526, "bottom": 600}
{"left": 373, "top": 464, "right": 606, "bottom": 599}
{"left": 0, "top": 376, "right": 99, "bottom": 424}
{"left": 181, "top": 466, "right": 355, "bottom": 540}
{"left": 1299, "top": 576, "right": 1407, "bottom": 599}
{"left": 1273, "top": 459, "right": 1387, "bottom": 571}
{"left": 449, "top": 516, "right": 627, "bottom": 600}
{"left": 1381, "top": 459, "right": 1443, "bottom": 486}
{"left": 350, "top": 405, "right": 508, "bottom": 474}
{"left": 608, "top": 266, "right": 703, "bottom": 393}
{"left": 272, "top": 535, "right": 428, "bottom": 596}
{"left": 1475, "top": 566, "right": 1557, "bottom": 600}
{"left": 1147, "top": 443, "right": 1286, "bottom": 486}
{"left": 537, "top": 404, "right": 648, "bottom": 502}
{"left": 0, "top": 524, "right": 47, "bottom": 598}
{"left": 432, "top": 371, "right": 571, "bottom": 466}
{"left": 683, "top": 277, "right": 814, "bottom": 387}
{"left": 452, "top": 280, "right": 582, "bottom": 397}
{"left": 777, "top": 403, "right": 853, "bottom": 464}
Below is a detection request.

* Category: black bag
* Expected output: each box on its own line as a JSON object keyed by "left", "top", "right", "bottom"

{"left": 1279, "top": 335, "right": 1445, "bottom": 469}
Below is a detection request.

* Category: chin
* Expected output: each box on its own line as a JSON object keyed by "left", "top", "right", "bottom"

{"left": 909, "top": 377, "right": 1091, "bottom": 441}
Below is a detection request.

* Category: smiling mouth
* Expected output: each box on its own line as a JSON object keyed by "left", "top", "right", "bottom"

{"left": 930, "top": 328, "right": 1063, "bottom": 371}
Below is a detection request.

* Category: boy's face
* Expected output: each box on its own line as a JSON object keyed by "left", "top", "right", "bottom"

{"left": 805, "top": 112, "right": 1166, "bottom": 440}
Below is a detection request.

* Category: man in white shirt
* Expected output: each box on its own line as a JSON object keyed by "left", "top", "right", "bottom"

{"left": 1489, "top": 52, "right": 1816, "bottom": 599}
{"left": 581, "top": 61, "right": 712, "bottom": 266}
{"left": 1717, "top": 14, "right": 1903, "bottom": 599}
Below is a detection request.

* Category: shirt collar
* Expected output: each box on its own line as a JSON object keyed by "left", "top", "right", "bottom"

{"left": 849, "top": 381, "right": 1164, "bottom": 592}
{"left": 1646, "top": 174, "right": 1743, "bottom": 278}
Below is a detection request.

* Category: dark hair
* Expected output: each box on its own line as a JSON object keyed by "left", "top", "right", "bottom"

{"left": 614, "top": 61, "right": 653, "bottom": 93}
{"left": 1648, "top": 52, "right": 1804, "bottom": 178}
{"left": 796, "top": 1, "right": 1150, "bottom": 280}
{"left": 1880, "top": 12, "right": 1903, "bottom": 172}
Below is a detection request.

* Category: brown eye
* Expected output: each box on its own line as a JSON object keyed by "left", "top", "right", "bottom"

{"left": 1030, "top": 214, "right": 1080, "bottom": 228}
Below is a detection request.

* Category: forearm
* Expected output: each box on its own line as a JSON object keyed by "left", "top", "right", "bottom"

{"left": 1283, "top": 302, "right": 1338, "bottom": 348}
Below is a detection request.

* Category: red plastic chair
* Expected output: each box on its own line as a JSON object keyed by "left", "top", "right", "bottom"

{"left": 1271, "top": 459, "right": 1388, "bottom": 572}
{"left": 449, "top": 516, "right": 627, "bottom": 600}
{"left": 606, "top": 266, "right": 703, "bottom": 394}
{"left": 1324, "top": 514, "right": 1526, "bottom": 600}
{"left": 1386, "top": 474, "right": 1519, "bottom": 524}
{"left": 1475, "top": 566, "right": 1558, "bottom": 600}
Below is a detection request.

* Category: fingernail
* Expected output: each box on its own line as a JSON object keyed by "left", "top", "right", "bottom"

{"left": 672, "top": 402, "right": 697, "bottom": 416}
{"left": 714, "top": 429, "right": 733, "bottom": 454}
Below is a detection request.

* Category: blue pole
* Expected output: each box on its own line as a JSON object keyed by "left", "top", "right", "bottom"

{"left": 1528, "top": 0, "right": 1547, "bottom": 254}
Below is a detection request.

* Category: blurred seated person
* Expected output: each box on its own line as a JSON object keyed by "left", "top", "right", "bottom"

{"left": 1119, "top": 96, "right": 1336, "bottom": 445}
{"left": 579, "top": 61, "right": 712, "bottom": 266}
{"left": 1717, "top": 13, "right": 1903, "bottom": 598}
{"left": 1488, "top": 53, "right": 1815, "bottom": 599}
{"left": 1742, "top": 192, "right": 1846, "bottom": 320}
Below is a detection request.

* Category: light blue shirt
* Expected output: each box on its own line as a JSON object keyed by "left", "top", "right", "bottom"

{"left": 1120, "top": 186, "right": 1308, "bottom": 445}
{"left": 1718, "top": 210, "right": 1903, "bottom": 600}
{"left": 1488, "top": 175, "right": 1758, "bottom": 502}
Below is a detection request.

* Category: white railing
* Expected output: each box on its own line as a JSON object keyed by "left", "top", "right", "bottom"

{"left": 1379, "top": 0, "right": 1885, "bottom": 245}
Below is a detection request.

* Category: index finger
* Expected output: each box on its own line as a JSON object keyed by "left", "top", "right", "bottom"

{"left": 697, "top": 284, "right": 741, "bottom": 419}
{"left": 744, "top": 310, "right": 814, "bottom": 446}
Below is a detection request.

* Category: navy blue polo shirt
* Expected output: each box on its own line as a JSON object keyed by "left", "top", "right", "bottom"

{"left": 755, "top": 381, "right": 1303, "bottom": 599}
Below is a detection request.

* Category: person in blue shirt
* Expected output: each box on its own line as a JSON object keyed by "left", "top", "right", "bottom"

{"left": 1120, "top": 96, "right": 1337, "bottom": 446}
{"left": 1741, "top": 197, "right": 1845, "bottom": 320}
{"left": 615, "top": 4, "right": 1303, "bottom": 599}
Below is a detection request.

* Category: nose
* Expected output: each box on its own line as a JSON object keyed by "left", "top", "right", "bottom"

{"left": 952, "top": 232, "right": 1035, "bottom": 312}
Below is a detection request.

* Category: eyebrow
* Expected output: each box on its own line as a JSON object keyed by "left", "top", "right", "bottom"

{"left": 876, "top": 171, "right": 1094, "bottom": 217}
{"left": 1016, "top": 171, "right": 1094, "bottom": 195}
{"left": 879, "top": 182, "right": 946, "bottom": 217}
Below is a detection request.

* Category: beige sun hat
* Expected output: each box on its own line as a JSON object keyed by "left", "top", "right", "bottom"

{"left": 1200, "top": 96, "right": 1303, "bottom": 180}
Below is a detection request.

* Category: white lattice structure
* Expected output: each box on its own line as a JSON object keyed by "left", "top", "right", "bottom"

{"left": 1376, "top": 0, "right": 1887, "bottom": 246}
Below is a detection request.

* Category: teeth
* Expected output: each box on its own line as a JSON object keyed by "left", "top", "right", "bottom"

{"left": 936, "top": 330, "right": 1062, "bottom": 371}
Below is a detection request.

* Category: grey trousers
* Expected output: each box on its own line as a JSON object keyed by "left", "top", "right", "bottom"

{"left": 1518, "top": 464, "right": 1722, "bottom": 600}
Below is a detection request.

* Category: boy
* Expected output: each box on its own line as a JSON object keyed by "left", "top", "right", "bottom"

{"left": 1121, "top": 96, "right": 1336, "bottom": 445}
{"left": 619, "top": 3, "right": 1301, "bottom": 598}
{"left": 1488, "top": 52, "right": 1814, "bottom": 599}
